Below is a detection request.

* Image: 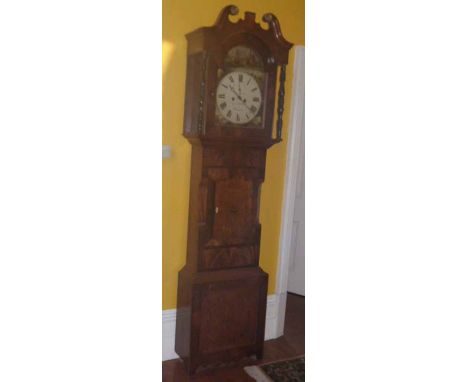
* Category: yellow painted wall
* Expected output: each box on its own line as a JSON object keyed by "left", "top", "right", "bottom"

{"left": 162, "top": 0, "right": 305, "bottom": 310}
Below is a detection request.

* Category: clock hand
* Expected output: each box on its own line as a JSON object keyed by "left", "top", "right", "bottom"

{"left": 228, "top": 85, "right": 242, "bottom": 100}
{"left": 229, "top": 85, "right": 247, "bottom": 105}
{"left": 228, "top": 86, "right": 251, "bottom": 115}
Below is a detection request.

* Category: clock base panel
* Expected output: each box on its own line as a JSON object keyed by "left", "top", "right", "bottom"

{"left": 175, "top": 266, "right": 268, "bottom": 375}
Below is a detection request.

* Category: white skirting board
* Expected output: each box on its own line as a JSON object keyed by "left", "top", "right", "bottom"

{"left": 162, "top": 294, "right": 281, "bottom": 361}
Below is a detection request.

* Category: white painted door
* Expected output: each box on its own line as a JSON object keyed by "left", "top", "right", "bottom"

{"left": 287, "top": 108, "right": 305, "bottom": 296}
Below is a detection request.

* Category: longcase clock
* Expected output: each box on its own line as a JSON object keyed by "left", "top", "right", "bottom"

{"left": 174, "top": 5, "right": 293, "bottom": 374}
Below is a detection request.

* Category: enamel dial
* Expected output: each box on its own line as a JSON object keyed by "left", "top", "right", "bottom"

{"left": 216, "top": 71, "right": 262, "bottom": 125}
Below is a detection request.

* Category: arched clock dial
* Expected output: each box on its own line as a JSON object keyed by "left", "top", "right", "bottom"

{"left": 216, "top": 71, "right": 262, "bottom": 125}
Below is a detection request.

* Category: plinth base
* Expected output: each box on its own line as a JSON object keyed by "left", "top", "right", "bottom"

{"left": 174, "top": 266, "right": 268, "bottom": 375}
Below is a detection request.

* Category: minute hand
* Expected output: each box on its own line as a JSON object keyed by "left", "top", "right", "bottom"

{"left": 229, "top": 85, "right": 247, "bottom": 105}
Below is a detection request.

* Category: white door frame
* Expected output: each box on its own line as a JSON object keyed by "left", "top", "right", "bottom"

{"left": 274, "top": 45, "right": 305, "bottom": 337}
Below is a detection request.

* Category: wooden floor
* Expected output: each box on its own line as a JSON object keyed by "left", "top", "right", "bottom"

{"left": 162, "top": 293, "right": 305, "bottom": 381}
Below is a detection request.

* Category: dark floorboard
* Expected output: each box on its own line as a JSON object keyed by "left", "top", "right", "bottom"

{"left": 162, "top": 293, "right": 305, "bottom": 381}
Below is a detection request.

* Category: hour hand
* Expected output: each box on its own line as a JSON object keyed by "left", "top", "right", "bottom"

{"left": 229, "top": 85, "right": 245, "bottom": 103}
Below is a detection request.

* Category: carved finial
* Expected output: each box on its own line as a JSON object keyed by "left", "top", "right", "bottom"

{"left": 228, "top": 4, "right": 239, "bottom": 15}
{"left": 262, "top": 13, "right": 284, "bottom": 40}
{"left": 215, "top": 4, "right": 239, "bottom": 26}
{"left": 244, "top": 11, "right": 256, "bottom": 24}
{"left": 262, "top": 13, "right": 274, "bottom": 22}
{"left": 261, "top": 12, "right": 293, "bottom": 58}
